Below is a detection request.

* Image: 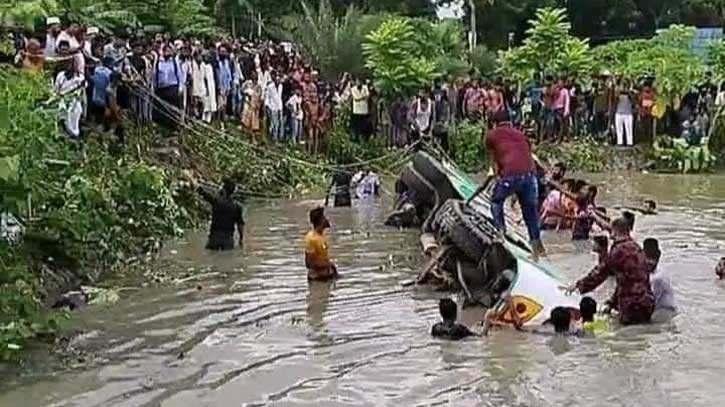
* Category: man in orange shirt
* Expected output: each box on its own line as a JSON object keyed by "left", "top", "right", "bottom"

{"left": 305, "top": 207, "right": 339, "bottom": 281}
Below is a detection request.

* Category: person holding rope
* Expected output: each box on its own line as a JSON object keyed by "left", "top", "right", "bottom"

{"left": 325, "top": 168, "right": 353, "bottom": 208}
{"left": 486, "top": 109, "right": 547, "bottom": 259}
{"left": 188, "top": 175, "right": 245, "bottom": 251}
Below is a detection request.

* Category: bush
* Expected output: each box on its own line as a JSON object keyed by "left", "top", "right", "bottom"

{"left": 651, "top": 135, "right": 716, "bottom": 173}
{"left": 534, "top": 136, "right": 608, "bottom": 172}
{"left": 448, "top": 120, "right": 487, "bottom": 173}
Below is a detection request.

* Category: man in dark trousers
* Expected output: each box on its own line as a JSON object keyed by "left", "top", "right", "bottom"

{"left": 325, "top": 168, "right": 352, "bottom": 208}
{"left": 486, "top": 110, "right": 546, "bottom": 258}
{"left": 193, "top": 178, "right": 244, "bottom": 251}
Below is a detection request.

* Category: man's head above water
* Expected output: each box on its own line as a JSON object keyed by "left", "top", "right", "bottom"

{"left": 309, "top": 207, "right": 330, "bottom": 232}
{"left": 643, "top": 238, "right": 661, "bottom": 265}
{"left": 611, "top": 217, "right": 632, "bottom": 239}
{"left": 439, "top": 298, "right": 458, "bottom": 323}
{"left": 550, "top": 307, "right": 571, "bottom": 333}
{"left": 580, "top": 297, "right": 597, "bottom": 323}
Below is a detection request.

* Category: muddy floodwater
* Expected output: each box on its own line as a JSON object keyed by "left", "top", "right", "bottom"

{"left": 2, "top": 173, "right": 725, "bottom": 407}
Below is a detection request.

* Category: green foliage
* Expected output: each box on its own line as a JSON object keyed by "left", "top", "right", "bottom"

{"left": 276, "top": 0, "right": 385, "bottom": 80}
{"left": 364, "top": 16, "right": 469, "bottom": 99}
{"left": 417, "top": 19, "right": 469, "bottom": 79}
{"left": 497, "top": 8, "right": 593, "bottom": 85}
{"left": 0, "top": 0, "right": 218, "bottom": 35}
{"left": 0, "top": 246, "right": 66, "bottom": 361}
{"left": 707, "top": 40, "right": 725, "bottom": 81}
{"left": 448, "top": 120, "right": 487, "bottom": 173}
{"left": 0, "top": 0, "right": 56, "bottom": 31}
{"left": 592, "top": 25, "right": 705, "bottom": 109}
{"left": 534, "top": 136, "right": 608, "bottom": 172}
{"left": 0, "top": 69, "right": 196, "bottom": 359}
{"left": 469, "top": 45, "right": 497, "bottom": 78}
{"left": 652, "top": 135, "right": 717, "bottom": 173}
{"left": 591, "top": 39, "right": 650, "bottom": 77}
{"left": 363, "top": 17, "right": 440, "bottom": 99}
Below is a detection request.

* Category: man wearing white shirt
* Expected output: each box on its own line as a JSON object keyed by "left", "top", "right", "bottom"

{"left": 265, "top": 73, "right": 284, "bottom": 143}
{"left": 350, "top": 79, "right": 370, "bottom": 141}
{"left": 54, "top": 57, "right": 86, "bottom": 139}
{"left": 56, "top": 24, "right": 85, "bottom": 74}
{"left": 286, "top": 88, "right": 304, "bottom": 144}
{"left": 44, "top": 17, "right": 62, "bottom": 57}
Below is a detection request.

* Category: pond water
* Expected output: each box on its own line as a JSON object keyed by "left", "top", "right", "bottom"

{"left": 1, "top": 173, "right": 725, "bottom": 407}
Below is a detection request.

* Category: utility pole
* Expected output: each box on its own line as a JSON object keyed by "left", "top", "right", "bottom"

{"left": 468, "top": 0, "right": 476, "bottom": 53}
{"left": 231, "top": 9, "right": 236, "bottom": 38}
{"left": 257, "top": 12, "right": 262, "bottom": 39}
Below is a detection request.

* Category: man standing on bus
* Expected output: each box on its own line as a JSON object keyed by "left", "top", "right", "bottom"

{"left": 486, "top": 110, "right": 546, "bottom": 259}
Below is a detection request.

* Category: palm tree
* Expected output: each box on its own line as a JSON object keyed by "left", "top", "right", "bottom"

{"left": 276, "top": 0, "right": 381, "bottom": 80}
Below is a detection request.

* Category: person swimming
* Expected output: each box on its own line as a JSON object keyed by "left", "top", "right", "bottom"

{"left": 550, "top": 306, "right": 572, "bottom": 335}
{"left": 615, "top": 200, "right": 658, "bottom": 215}
{"left": 431, "top": 298, "right": 476, "bottom": 340}
{"left": 717, "top": 257, "right": 725, "bottom": 280}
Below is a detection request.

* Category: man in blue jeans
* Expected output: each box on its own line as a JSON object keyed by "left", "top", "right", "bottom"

{"left": 486, "top": 110, "right": 546, "bottom": 259}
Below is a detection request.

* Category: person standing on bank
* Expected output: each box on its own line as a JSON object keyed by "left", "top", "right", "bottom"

{"left": 191, "top": 177, "right": 244, "bottom": 251}
{"left": 153, "top": 45, "right": 182, "bottom": 133}
{"left": 350, "top": 78, "right": 370, "bottom": 142}
{"left": 486, "top": 110, "right": 546, "bottom": 258}
{"left": 615, "top": 79, "right": 635, "bottom": 147}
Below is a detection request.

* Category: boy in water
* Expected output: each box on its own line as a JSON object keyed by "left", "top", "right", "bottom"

{"left": 550, "top": 307, "right": 572, "bottom": 335}
{"left": 572, "top": 194, "right": 596, "bottom": 240}
{"left": 580, "top": 297, "right": 608, "bottom": 335}
{"left": 305, "top": 207, "right": 339, "bottom": 281}
{"left": 432, "top": 298, "right": 476, "bottom": 340}
{"left": 717, "top": 258, "right": 725, "bottom": 280}
{"left": 643, "top": 238, "right": 676, "bottom": 313}
{"left": 616, "top": 200, "right": 657, "bottom": 215}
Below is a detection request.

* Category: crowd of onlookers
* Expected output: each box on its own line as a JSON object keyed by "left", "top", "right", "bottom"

{"left": 9, "top": 17, "right": 456, "bottom": 153}
{"left": 451, "top": 73, "right": 725, "bottom": 147}
{"left": 8, "top": 17, "right": 725, "bottom": 152}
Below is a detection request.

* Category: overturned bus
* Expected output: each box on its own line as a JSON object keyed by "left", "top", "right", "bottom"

{"left": 390, "top": 151, "right": 580, "bottom": 328}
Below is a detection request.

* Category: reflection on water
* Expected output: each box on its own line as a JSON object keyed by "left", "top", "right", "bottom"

{"left": 2, "top": 174, "right": 725, "bottom": 407}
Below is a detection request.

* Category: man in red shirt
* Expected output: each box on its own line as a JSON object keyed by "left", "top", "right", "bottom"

{"left": 486, "top": 110, "right": 546, "bottom": 258}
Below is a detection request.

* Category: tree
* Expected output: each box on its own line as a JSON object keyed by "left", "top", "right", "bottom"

{"left": 1, "top": 0, "right": 217, "bottom": 34}
{"left": 276, "top": 0, "right": 387, "bottom": 80}
{"left": 329, "top": 0, "right": 435, "bottom": 16}
{"left": 497, "top": 8, "right": 594, "bottom": 84}
{"left": 363, "top": 17, "right": 439, "bottom": 98}
{"left": 593, "top": 25, "right": 705, "bottom": 110}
